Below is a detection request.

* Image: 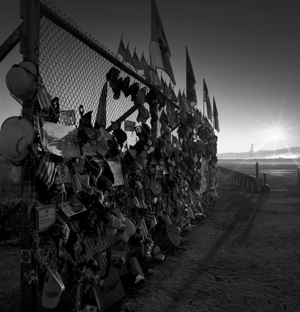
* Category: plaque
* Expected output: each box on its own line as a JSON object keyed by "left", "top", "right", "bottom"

{"left": 58, "top": 201, "right": 87, "bottom": 218}
{"left": 96, "top": 273, "right": 126, "bottom": 311}
{"left": 35, "top": 204, "right": 56, "bottom": 232}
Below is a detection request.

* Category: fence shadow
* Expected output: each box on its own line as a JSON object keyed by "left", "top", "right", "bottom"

{"left": 160, "top": 183, "right": 270, "bottom": 311}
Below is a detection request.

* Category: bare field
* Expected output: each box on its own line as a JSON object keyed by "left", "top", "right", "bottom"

{"left": 218, "top": 158, "right": 300, "bottom": 190}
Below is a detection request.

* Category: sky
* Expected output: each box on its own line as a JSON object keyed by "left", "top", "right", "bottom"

{"left": 0, "top": 0, "right": 300, "bottom": 154}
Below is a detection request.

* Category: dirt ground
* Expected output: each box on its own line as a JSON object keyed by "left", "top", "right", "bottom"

{"left": 1, "top": 171, "right": 300, "bottom": 312}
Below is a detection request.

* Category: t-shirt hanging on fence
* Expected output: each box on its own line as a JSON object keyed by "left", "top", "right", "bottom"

{"left": 41, "top": 122, "right": 98, "bottom": 157}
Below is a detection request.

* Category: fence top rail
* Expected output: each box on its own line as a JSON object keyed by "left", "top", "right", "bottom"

{"left": 39, "top": 2, "right": 180, "bottom": 111}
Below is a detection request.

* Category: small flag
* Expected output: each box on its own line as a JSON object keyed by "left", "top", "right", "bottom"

{"left": 140, "top": 52, "right": 152, "bottom": 81}
{"left": 178, "top": 89, "right": 188, "bottom": 111}
{"left": 213, "top": 97, "right": 220, "bottom": 132}
{"left": 169, "top": 82, "right": 178, "bottom": 103}
{"left": 117, "top": 36, "right": 133, "bottom": 65}
{"left": 182, "top": 90, "right": 191, "bottom": 113}
{"left": 203, "top": 79, "right": 212, "bottom": 121}
{"left": 186, "top": 47, "right": 197, "bottom": 107}
{"left": 160, "top": 74, "right": 169, "bottom": 96}
{"left": 35, "top": 152, "right": 57, "bottom": 188}
{"left": 132, "top": 48, "right": 143, "bottom": 71}
{"left": 37, "top": 84, "right": 52, "bottom": 109}
{"left": 178, "top": 90, "right": 188, "bottom": 123}
{"left": 149, "top": 0, "right": 176, "bottom": 85}
{"left": 125, "top": 42, "right": 134, "bottom": 67}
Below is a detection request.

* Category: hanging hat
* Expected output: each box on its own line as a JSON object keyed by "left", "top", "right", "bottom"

{"left": 121, "top": 76, "right": 131, "bottom": 97}
{"left": 79, "top": 110, "right": 93, "bottom": 128}
{"left": 111, "top": 77, "right": 123, "bottom": 100}
{"left": 119, "top": 218, "right": 136, "bottom": 242}
{"left": 0, "top": 116, "right": 35, "bottom": 164}
{"left": 6, "top": 60, "right": 38, "bottom": 101}
{"left": 134, "top": 141, "right": 144, "bottom": 155}
{"left": 42, "top": 268, "right": 65, "bottom": 309}
{"left": 136, "top": 105, "right": 150, "bottom": 124}
{"left": 107, "top": 139, "right": 122, "bottom": 158}
{"left": 106, "top": 67, "right": 120, "bottom": 81}
{"left": 113, "top": 127, "right": 127, "bottom": 148}
{"left": 145, "top": 87, "right": 157, "bottom": 107}
{"left": 129, "top": 82, "right": 140, "bottom": 102}
{"left": 136, "top": 88, "right": 146, "bottom": 105}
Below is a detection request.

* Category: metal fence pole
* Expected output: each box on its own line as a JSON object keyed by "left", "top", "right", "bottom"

{"left": 20, "top": 0, "right": 40, "bottom": 311}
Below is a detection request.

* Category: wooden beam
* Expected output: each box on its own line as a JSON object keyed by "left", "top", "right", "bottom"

{"left": 0, "top": 23, "right": 22, "bottom": 63}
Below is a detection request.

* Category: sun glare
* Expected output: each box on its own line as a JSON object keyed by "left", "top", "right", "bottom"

{"left": 266, "top": 127, "right": 286, "bottom": 142}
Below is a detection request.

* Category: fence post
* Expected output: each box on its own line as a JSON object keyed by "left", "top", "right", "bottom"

{"left": 298, "top": 167, "right": 300, "bottom": 184}
{"left": 20, "top": 0, "right": 40, "bottom": 311}
{"left": 255, "top": 162, "right": 259, "bottom": 179}
{"left": 263, "top": 172, "right": 267, "bottom": 185}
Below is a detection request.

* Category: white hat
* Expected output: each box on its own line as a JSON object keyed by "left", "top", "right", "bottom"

{"left": 0, "top": 116, "right": 35, "bottom": 164}
{"left": 6, "top": 60, "right": 38, "bottom": 101}
{"left": 42, "top": 268, "right": 65, "bottom": 309}
{"left": 119, "top": 218, "right": 136, "bottom": 242}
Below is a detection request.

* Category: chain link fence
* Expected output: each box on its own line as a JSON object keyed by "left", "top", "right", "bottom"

{"left": 38, "top": 2, "right": 168, "bottom": 146}
{"left": 0, "top": 1, "right": 218, "bottom": 311}
{"left": 32, "top": 2, "right": 175, "bottom": 311}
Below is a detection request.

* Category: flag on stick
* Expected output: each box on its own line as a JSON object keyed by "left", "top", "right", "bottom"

{"left": 149, "top": 0, "right": 176, "bottom": 85}
{"left": 186, "top": 47, "right": 197, "bottom": 107}
{"left": 203, "top": 79, "right": 212, "bottom": 121}
{"left": 213, "top": 97, "right": 220, "bottom": 132}
{"left": 140, "top": 53, "right": 152, "bottom": 81}
{"left": 169, "top": 81, "right": 178, "bottom": 103}
{"left": 182, "top": 89, "right": 191, "bottom": 113}
{"left": 132, "top": 48, "right": 143, "bottom": 70}
{"left": 117, "top": 36, "right": 133, "bottom": 65}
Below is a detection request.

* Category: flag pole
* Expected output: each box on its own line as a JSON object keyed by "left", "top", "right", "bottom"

{"left": 203, "top": 79, "right": 205, "bottom": 116}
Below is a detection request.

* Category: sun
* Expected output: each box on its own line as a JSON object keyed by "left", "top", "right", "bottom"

{"left": 265, "top": 127, "right": 286, "bottom": 142}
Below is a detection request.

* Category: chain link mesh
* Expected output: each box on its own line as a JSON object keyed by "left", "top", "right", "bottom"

{"left": 38, "top": 3, "right": 159, "bottom": 147}
{"left": 32, "top": 2, "right": 169, "bottom": 311}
